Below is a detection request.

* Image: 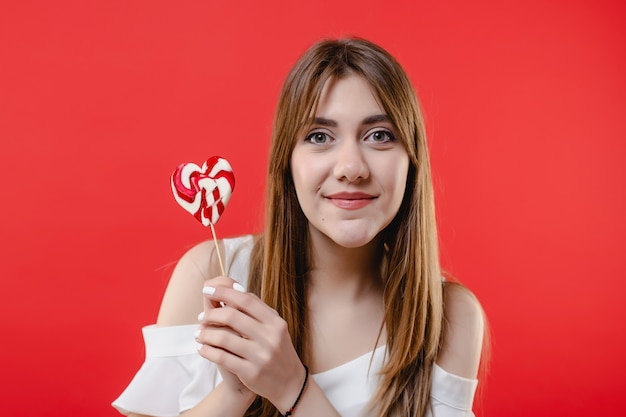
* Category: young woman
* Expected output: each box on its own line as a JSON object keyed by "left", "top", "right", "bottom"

{"left": 113, "top": 38, "right": 485, "bottom": 417}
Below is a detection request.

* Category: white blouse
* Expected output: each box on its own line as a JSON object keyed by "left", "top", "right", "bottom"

{"left": 113, "top": 235, "right": 478, "bottom": 416}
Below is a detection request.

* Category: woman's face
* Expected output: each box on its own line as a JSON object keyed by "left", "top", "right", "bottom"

{"left": 290, "top": 74, "right": 409, "bottom": 249}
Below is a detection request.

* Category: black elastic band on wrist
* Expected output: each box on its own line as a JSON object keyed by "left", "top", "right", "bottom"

{"left": 283, "top": 365, "right": 309, "bottom": 417}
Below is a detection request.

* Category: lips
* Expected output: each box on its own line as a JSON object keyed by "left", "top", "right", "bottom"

{"left": 324, "top": 192, "right": 377, "bottom": 209}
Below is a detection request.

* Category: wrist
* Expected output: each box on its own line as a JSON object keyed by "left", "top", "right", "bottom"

{"left": 219, "top": 381, "right": 256, "bottom": 407}
{"left": 278, "top": 365, "right": 309, "bottom": 417}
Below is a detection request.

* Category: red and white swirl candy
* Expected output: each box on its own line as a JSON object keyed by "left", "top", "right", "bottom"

{"left": 171, "top": 156, "right": 235, "bottom": 226}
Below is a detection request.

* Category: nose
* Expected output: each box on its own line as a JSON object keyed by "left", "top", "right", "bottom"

{"left": 333, "top": 140, "right": 369, "bottom": 182}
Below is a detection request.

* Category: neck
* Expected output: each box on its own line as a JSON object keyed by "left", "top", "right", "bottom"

{"left": 306, "top": 229, "right": 385, "bottom": 300}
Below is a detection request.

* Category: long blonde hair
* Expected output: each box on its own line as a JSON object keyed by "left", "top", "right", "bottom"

{"left": 247, "top": 38, "right": 443, "bottom": 417}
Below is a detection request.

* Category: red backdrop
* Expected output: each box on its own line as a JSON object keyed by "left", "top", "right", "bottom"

{"left": 1, "top": 1, "right": 624, "bottom": 415}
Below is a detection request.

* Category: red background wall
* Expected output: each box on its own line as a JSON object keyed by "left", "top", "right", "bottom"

{"left": 1, "top": 1, "right": 624, "bottom": 415}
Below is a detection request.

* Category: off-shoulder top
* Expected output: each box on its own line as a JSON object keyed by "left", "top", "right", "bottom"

{"left": 112, "top": 235, "right": 478, "bottom": 416}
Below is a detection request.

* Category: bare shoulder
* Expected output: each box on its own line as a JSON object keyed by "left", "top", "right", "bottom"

{"left": 437, "top": 282, "right": 485, "bottom": 379}
{"left": 155, "top": 240, "right": 223, "bottom": 326}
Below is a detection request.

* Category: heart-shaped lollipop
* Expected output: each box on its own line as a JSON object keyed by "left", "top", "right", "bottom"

{"left": 171, "top": 156, "right": 235, "bottom": 276}
{"left": 171, "top": 156, "right": 235, "bottom": 227}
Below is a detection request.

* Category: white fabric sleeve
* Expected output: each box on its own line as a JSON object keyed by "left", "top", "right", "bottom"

{"left": 111, "top": 324, "right": 222, "bottom": 416}
{"left": 223, "top": 234, "right": 253, "bottom": 286}
{"left": 112, "top": 235, "right": 253, "bottom": 416}
{"left": 429, "top": 364, "right": 479, "bottom": 417}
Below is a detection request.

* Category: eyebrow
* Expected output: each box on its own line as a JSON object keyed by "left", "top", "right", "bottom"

{"left": 362, "top": 114, "right": 390, "bottom": 125}
{"left": 312, "top": 117, "right": 338, "bottom": 127}
{"left": 312, "top": 114, "right": 390, "bottom": 127}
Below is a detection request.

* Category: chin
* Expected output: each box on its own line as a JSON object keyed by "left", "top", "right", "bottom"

{"left": 329, "top": 231, "right": 377, "bottom": 249}
{"left": 334, "top": 240, "right": 369, "bottom": 249}
{"left": 310, "top": 219, "right": 386, "bottom": 249}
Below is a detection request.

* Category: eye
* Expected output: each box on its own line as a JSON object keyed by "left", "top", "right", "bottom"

{"left": 365, "top": 129, "right": 395, "bottom": 143}
{"left": 305, "top": 131, "right": 332, "bottom": 144}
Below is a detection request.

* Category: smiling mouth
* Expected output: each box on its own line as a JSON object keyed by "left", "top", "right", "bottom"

{"left": 325, "top": 192, "right": 377, "bottom": 209}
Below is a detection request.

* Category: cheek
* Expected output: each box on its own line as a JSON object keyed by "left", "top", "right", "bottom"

{"left": 383, "top": 154, "right": 410, "bottom": 194}
{"left": 290, "top": 150, "right": 304, "bottom": 192}
{"left": 290, "top": 153, "right": 315, "bottom": 202}
{"left": 291, "top": 163, "right": 310, "bottom": 196}
{"left": 389, "top": 165, "right": 410, "bottom": 213}
{"left": 291, "top": 154, "right": 327, "bottom": 191}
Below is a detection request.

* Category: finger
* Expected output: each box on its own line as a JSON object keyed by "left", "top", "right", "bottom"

{"left": 204, "top": 275, "right": 240, "bottom": 288}
{"left": 202, "top": 294, "right": 286, "bottom": 350}
{"left": 196, "top": 325, "right": 250, "bottom": 359}
{"left": 201, "top": 276, "right": 245, "bottom": 314}
{"left": 197, "top": 343, "right": 252, "bottom": 381}
{"left": 202, "top": 304, "right": 257, "bottom": 340}
{"left": 203, "top": 284, "right": 277, "bottom": 323}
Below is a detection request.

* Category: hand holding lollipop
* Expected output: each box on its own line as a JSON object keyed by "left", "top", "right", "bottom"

{"left": 171, "top": 156, "right": 235, "bottom": 275}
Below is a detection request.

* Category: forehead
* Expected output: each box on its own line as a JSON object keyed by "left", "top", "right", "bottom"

{"left": 315, "top": 74, "right": 385, "bottom": 118}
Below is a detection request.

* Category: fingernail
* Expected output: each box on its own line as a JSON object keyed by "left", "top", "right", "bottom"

{"left": 196, "top": 343, "right": 202, "bottom": 352}
{"left": 202, "top": 286, "right": 216, "bottom": 295}
{"left": 197, "top": 311, "right": 205, "bottom": 321}
{"left": 194, "top": 329, "right": 201, "bottom": 339}
{"left": 233, "top": 282, "right": 246, "bottom": 293}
